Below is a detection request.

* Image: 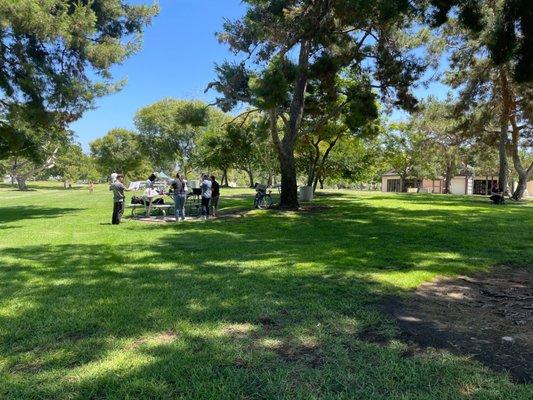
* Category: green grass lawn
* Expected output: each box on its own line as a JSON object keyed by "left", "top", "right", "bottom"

{"left": 0, "top": 183, "right": 531, "bottom": 399}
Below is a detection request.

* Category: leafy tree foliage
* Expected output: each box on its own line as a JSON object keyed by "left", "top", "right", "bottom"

{"left": 428, "top": 0, "right": 532, "bottom": 82}
{"left": 414, "top": 99, "right": 470, "bottom": 193}
{"left": 194, "top": 113, "right": 277, "bottom": 187}
{"left": 210, "top": 0, "right": 429, "bottom": 208}
{"left": 134, "top": 99, "right": 210, "bottom": 173}
{"left": 318, "top": 135, "right": 383, "bottom": 189}
{"left": 0, "top": 0, "right": 157, "bottom": 189}
{"left": 46, "top": 144, "right": 100, "bottom": 186}
{"left": 441, "top": 2, "right": 533, "bottom": 199}
{"left": 297, "top": 73, "right": 382, "bottom": 192}
{"left": 90, "top": 128, "right": 151, "bottom": 179}
{"left": 383, "top": 123, "right": 438, "bottom": 192}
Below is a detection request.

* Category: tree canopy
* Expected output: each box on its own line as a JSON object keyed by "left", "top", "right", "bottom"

{"left": 209, "top": 0, "right": 431, "bottom": 208}
{"left": 0, "top": 0, "right": 158, "bottom": 162}
{"left": 90, "top": 128, "right": 151, "bottom": 179}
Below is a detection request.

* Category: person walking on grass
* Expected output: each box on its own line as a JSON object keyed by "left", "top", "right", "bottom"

{"left": 210, "top": 175, "right": 220, "bottom": 217}
{"left": 200, "top": 174, "right": 212, "bottom": 220}
{"left": 172, "top": 173, "right": 187, "bottom": 222}
{"left": 109, "top": 174, "right": 131, "bottom": 225}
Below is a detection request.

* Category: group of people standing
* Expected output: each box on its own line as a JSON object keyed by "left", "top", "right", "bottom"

{"left": 169, "top": 173, "right": 220, "bottom": 221}
{"left": 109, "top": 172, "right": 220, "bottom": 225}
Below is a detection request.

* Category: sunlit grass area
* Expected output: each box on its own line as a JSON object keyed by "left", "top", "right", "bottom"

{"left": 0, "top": 183, "right": 532, "bottom": 399}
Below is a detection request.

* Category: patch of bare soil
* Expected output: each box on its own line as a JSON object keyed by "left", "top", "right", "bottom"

{"left": 381, "top": 266, "right": 533, "bottom": 383}
{"left": 127, "top": 330, "right": 179, "bottom": 350}
{"left": 295, "top": 204, "right": 332, "bottom": 213}
{"left": 271, "top": 204, "right": 332, "bottom": 213}
{"left": 276, "top": 338, "right": 325, "bottom": 368}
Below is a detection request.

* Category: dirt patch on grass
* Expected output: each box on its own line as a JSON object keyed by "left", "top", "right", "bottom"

{"left": 127, "top": 330, "right": 179, "bottom": 350}
{"left": 221, "top": 323, "right": 254, "bottom": 339}
{"left": 357, "top": 327, "right": 390, "bottom": 346}
{"left": 10, "top": 361, "right": 44, "bottom": 373}
{"left": 381, "top": 266, "right": 533, "bottom": 383}
{"left": 276, "top": 338, "right": 325, "bottom": 367}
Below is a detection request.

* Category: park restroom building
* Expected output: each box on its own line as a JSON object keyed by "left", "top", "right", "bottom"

{"left": 381, "top": 172, "right": 533, "bottom": 196}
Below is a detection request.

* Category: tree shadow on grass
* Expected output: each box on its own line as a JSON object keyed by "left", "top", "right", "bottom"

{"left": 0, "top": 194, "right": 531, "bottom": 398}
{"left": 2, "top": 242, "right": 529, "bottom": 399}
{"left": 364, "top": 193, "right": 532, "bottom": 210}
{"left": 0, "top": 206, "right": 83, "bottom": 224}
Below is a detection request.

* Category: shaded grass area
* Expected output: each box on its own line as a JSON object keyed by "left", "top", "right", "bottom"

{"left": 0, "top": 184, "right": 532, "bottom": 399}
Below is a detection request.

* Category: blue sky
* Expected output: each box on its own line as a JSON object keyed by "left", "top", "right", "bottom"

{"left": 71, "top": 0, "right": 448, "bottom": 151}
{"left": 71, "top": 0, "right": 246, "bottom": 150}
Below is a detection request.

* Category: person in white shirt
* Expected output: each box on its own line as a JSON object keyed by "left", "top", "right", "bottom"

{"left": 200, "top": 174, "right": 212, "bottom": 219}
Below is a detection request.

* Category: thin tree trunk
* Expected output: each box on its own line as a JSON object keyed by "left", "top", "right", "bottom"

{"left": 306, "top": 141, "right": 320, "bottom": 187}
{"left": 444, "top": 160, "right": 453, "bottom": 194}
{"left": 221, "top": 169, "right": 229, "bottom": 187}
{"left": 312, "top": 134, "right": 341, "bottom": 193}
{"left": 245, "top": 168, "right": 254, "bottom": 188}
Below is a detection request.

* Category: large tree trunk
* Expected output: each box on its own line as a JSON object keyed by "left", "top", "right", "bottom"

{"left": 11, "top": 148, "right": 59, "bottom": 191}
{"left": 498, "top": 124, "right": 509, "bottom": 194}
{"left": 506, "top": 80, "right": 533, "bottom": 200}
{"left": 498, "top": 70, "right": 512, "bottom": 195}
{"left": 278, "top": 150, "right": 299, "bottom": 207}
{"left": 16, "top": 176, "right": 28, "bottom": 191}
{"left": 275, "top": 40, "right": 310, "bottom": 210}
{"left": 512, "top": 173, "right": 531, "bottom": 200}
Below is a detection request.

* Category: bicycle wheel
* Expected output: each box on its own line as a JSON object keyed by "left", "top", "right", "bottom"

{"left": 258, "top": 194, "right": 272, "bottom": 209}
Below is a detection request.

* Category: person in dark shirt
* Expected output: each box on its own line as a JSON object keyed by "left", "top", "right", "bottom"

{"left": 109, "top": 174, "right": 131, "bottom": 224}
{"left": 490, "top": 182, "right": 504, "bottom": 204}
{"left": 171, "top": 173, "right": 188, "bottom": 221}
{"left": 210, "top": 175, "right": 220, "bottom": 217}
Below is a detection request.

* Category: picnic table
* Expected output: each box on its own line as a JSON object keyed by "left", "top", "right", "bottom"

{"left": 125, "top": 187, "right": 205, "bottom": 219}
{"left": 125, "top": 193, "right": 173, "bottom": 218}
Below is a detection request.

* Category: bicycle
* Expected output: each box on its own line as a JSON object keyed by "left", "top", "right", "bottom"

{"left": 253, "top": 184, "right": 273, "bottom": 209}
